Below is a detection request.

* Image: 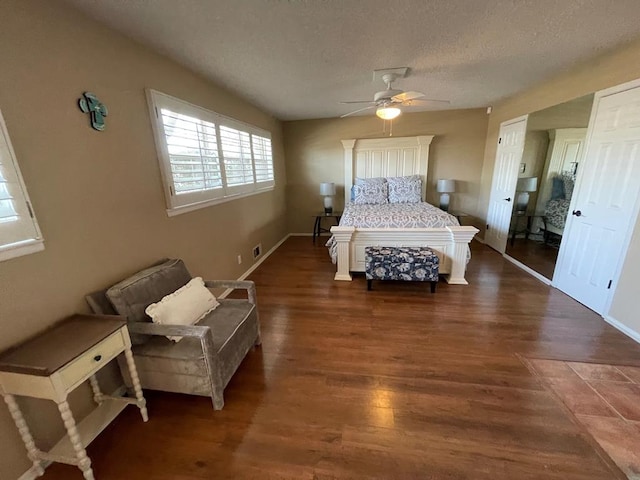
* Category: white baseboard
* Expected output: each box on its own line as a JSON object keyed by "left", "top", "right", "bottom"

{"left": 603, "top": 314, "right": 640, "bottom": 345}
{"left": 503, "top": 254, "right": 552, "bottom": 285}
{"left": 289, "top": 232, "right": 331, "bottom": 237}
{"left": 473, "top": 236, "right": 486, "bottom": 244}
{"left": 219, "top": 233, "right": 291, "bottom": 298}
{"left": 17, "top": 385, "right": 128, "bottom": 480}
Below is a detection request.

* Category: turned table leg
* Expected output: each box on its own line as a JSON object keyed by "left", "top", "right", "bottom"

{"left": 57, "top": 400, "right": 94, "bottom": 480}
{"left": 4, "top": 394, "right": 44, "bottom": 477}
{"left": 123, "top": 347, "right": 148, "bottom": 422}
{"left": 88, "top": 375, "right": 103, "bottom": 405}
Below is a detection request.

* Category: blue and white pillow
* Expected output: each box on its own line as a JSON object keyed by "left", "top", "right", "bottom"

{"left": 387, "top": 175, "right": 422, "bottom": 203}
{"left": 352, "top": 182, "right": 388, "bottom": 204}
{"left": 355, "top": 176, "right": 386, "bottom": 186}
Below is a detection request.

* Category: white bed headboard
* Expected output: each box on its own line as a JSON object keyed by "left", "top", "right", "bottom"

{"left": 341, "top": 135, "right": 434, "bottom": 204}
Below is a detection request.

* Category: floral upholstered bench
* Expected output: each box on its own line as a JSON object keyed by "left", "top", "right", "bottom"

{"left": 365, "top": 246, "right": 440, "bottom": 293}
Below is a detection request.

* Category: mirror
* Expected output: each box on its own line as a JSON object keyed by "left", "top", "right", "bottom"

{"left": 505, "top": 93, "right": 595, "bottom": 280}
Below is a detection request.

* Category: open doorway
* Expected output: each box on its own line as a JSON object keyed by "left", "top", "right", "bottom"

{"left": 504, "top": 94, "right": 594, "bottom": 280}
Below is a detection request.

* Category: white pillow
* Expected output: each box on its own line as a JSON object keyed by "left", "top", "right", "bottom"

{"left": 145, "top": 277, "right": 219, "bottom": 342}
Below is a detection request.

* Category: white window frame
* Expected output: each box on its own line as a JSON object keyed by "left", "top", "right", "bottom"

{"left": 0, "top": 110, "right": 44, "bottom": 262}
{"left": 146, "top": 89, "right": 275, "bottom": 216}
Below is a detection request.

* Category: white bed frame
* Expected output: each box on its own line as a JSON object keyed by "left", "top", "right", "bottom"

{"left": 330, "top": 135, "right": 478, "bottom": 284}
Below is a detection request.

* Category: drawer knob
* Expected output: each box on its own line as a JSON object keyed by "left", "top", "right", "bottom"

{"left": 93, "top": 355, "right": 102, "bottom": 362}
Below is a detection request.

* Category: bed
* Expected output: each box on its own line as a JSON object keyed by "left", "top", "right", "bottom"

{"left": 329, "top": 135, "right": 478, "bottom": 284}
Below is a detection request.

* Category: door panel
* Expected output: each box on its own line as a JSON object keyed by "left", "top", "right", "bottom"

{"left": 485, "top": 117, "right": 528, "bottom": 253}
{"left": 554, "top": 86, "right": 640, "bottom": 313}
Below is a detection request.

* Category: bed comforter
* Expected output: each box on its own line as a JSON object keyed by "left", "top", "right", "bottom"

{"left": 326, "top": 202, "right": 460, "bottom": 263}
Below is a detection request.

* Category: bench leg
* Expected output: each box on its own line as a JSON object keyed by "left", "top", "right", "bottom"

{"left": 367, "top": 279, "right": 372, "bottom": 291}
{"left": 430, "top": 281, "right": 437, "bottom": 294}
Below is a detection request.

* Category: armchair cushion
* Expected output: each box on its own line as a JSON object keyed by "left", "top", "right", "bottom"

{"left": 106, "top": 258, "right": 192, "bottom": 345}
{"left": 131, "top": 299, "right": 257, "bottom": 387}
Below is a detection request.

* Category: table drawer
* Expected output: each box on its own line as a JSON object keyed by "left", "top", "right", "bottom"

{"left": 59, "top": 329, "right": 126, "bottom": 390}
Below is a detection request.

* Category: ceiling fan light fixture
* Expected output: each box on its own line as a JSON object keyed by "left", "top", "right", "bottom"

{"left": 376, "top": 106, "right": 401, "bottom": 120}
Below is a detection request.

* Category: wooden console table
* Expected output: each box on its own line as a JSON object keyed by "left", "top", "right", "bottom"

{"left": 0, "top": 314, "right": 147, "bottom": 480}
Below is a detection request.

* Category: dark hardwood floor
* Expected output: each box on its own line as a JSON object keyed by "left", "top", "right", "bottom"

{"left": 505, "top": 237, "right": 559, "bottom": 280}
{"left": 44, "top": 237, "right": 640, "bottom": 479}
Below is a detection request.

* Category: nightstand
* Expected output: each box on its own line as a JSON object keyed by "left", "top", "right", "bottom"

{"left": 449, "top": 211, "right": 469, "bottom": 224}
{"left": 0, "top": 314, "right": 147, "bottom": 480}
{"left": 312, "top": 211, "right": 342, "bottom": 243}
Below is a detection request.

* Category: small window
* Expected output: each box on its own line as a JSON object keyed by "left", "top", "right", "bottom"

{"left": 0, "top": 110, "right": 44, "bottom": 261}
{"left": 147, "top": 90, "right": 275, "bottom": 215}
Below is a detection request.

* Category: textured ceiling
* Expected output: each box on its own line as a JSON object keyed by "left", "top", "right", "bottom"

{"left": 64, "top": 0, "right": 640, "bottom": 121}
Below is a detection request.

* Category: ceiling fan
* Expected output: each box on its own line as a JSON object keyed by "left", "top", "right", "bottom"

{"left": 340, "top": 68, "right": 449, "bottom": 119}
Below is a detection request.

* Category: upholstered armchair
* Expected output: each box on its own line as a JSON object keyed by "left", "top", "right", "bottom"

{"left": 85, "top": 259, "right": 261, "bottom": 410}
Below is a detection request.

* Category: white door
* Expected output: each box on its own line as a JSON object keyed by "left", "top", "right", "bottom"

{"left": 554, "top": 83, "right": 640, "bottom": 314}
{"left": 485, "top": 116, "right": 528, "bottom": 253}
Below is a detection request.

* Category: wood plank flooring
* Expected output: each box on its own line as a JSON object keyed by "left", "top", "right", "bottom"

{"left": 43, "top": 237, "right": 640, "bottom": 479}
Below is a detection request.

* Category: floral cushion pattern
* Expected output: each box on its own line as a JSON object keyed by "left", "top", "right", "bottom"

{"left": 365, "top": 246, "right": 439, "bottom": 281}
{"left": 545, "top": 198, "right": 571, "bottom": 230}
{"left": 352, "top": 182, "right": 388, "bottom": 205}
{"left": 387, "top": 175, "right": 422, "bottom": 203}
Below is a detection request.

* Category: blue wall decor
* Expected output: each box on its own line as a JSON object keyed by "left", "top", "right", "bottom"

{"left": 78, "top": 92, "right": 108, "bottom": 131}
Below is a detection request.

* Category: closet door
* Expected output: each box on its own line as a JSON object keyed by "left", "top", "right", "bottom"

{"left": 554, "top": 82, "right": 640, "bottom": 314}
{"left": 485, "top": 116, "right": 528, "bottom": 253}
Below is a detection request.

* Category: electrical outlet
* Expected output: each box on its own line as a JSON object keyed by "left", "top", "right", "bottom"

{"left": 237, "top": 254, "right": 242, "bottom": 265}
{"left": 252, "top": 243, "right": 262, "bottom": 259}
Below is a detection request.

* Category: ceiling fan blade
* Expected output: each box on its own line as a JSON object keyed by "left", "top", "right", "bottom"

{"left": 340, "top": 105, "right": 377, "bottom": 118}
{"left": 404, "top": 98, "right": 451, "bottom": 105}
{"left": 392, "top": 91, "right": 426, "bottom": 102}
{"left": 340, "top": 100, "right": 377, "bottom": 104}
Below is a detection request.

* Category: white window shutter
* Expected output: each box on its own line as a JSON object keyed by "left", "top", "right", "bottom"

{"left": 147, "top": 90, "right": 275, "bottom": 215}
{"left": 0, "top": 110, "right": 43, "bottom": 261}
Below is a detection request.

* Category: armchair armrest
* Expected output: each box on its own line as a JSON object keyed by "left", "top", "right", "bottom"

{"left": 204, "top": 280, "right": 257, "bottom": 305}
{"left": 127, "top": 322, "right": 211, "bottom": 339}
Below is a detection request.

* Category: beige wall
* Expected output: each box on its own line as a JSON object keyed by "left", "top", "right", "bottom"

{"left": 479, "top": 38, "right": 640, "bottom": 342}
{"left": 283, "top": 109, "right": 488, "bottom": 233}
{"left": 0, "top": 1, "right": 287, "bottom": 478}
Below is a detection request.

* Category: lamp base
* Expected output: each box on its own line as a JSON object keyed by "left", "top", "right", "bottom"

{"left": 323, "top": 196, "right": 334, "bottom": 215}
{"left": 516, "top": 192, "right": 530, "bottom": 213}
{"left": 439, "top": 193, "right": 450, "bottom": 212}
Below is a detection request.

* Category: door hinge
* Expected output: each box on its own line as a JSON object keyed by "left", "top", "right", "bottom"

{"left": 155, "top": 106, "right": 159, "bottom": 118}
{"left": 169, "top": 185, "right": 174, "bottom": 196}
{"left": 486, "top": 224, "right": 490, "bottom": 230}
{"left": 498, "top": 137, "right": 502, "bottom": 144}
{"left": 26, "top": 201, "right": 34, "bottom": 218}
{"left": 607, "top": 280, "right": 612, "bottom": 289}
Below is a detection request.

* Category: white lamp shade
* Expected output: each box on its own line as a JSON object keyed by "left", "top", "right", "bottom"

{"left": 376, "top": 107, "right": 401, "bottom": 120}
{"left": 319, "top": 182, "right": 336, "bottom": 196}
{"left": 516, "top": 176, "right": 538, "bottom": 192}
{"left": 436, "top": 179, "right": 456, "bottom": 193}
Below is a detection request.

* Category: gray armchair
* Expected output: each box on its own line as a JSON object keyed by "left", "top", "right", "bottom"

{"left": 85, "top": 259, "right": 261, "bottom": 410}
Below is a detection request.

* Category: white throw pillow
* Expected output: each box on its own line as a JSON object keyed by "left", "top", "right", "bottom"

{"left": 145, "top": 277, "right": 219, "bottom": 342}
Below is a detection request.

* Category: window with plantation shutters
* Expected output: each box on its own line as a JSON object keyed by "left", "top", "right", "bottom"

{"left": 0, "top": 110, "right": 44, "bottom": 261}
{"left": 252, "top": 135, "right": 274, "bottom": 183}
{"left": 220, "top": 126, "right": 254, "bottom": 192}
{"left": 147, "top": 90, "right": 275, "bottom": 216}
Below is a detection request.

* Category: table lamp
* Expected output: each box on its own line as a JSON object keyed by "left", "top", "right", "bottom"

{"left": 515, "top": 177, "right": 538, "bottom": 213}
{"left": 320, "top": 182, "right": 336, "bottom": 214}
{"left": 436, "top": 179, "right": 456, "bottom": 212}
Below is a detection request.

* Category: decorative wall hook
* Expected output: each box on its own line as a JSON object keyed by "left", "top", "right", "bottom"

{"left": 78, "top": 92, "right": 108, "bottom": 131}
